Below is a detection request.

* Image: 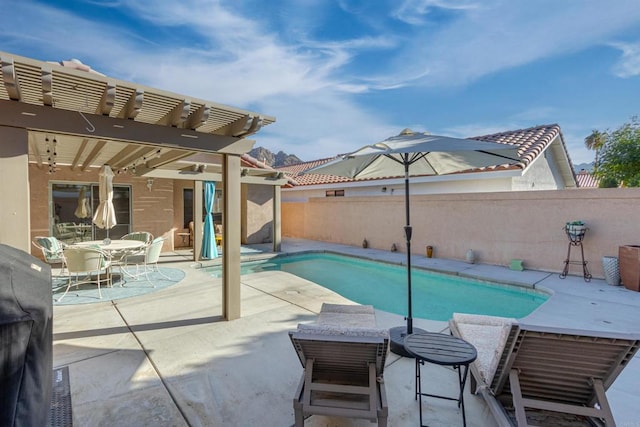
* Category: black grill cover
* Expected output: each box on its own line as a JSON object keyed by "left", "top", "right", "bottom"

{"left": 0, "top": 244, "right": 53, "bottom": 427}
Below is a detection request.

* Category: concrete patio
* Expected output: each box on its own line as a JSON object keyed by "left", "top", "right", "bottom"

{"left": 51, "top": 238, "right": 640, "bottom": 426}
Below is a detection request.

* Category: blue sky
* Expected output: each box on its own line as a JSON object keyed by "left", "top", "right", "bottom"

{"left": 2, "top": 0, "right": 639, "bottom": 164}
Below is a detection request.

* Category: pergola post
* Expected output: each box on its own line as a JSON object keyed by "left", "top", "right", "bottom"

{"left": 0, "top": 126, "right": 30, "bottom": 252}
{"left": 272, "top": 185, "right": 281, "bottom": 252}
{"left": 222, "top": 154, "right": 241, "bottom": 320}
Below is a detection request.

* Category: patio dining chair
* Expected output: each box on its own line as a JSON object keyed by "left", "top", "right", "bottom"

{"left": 449, "top": 313, "right": 640, "bottom": 426}
{"left": 120, "top": 237, "right": 173, "bottom": 285}
{"left": 32, "top": 236, "right": 67, "bottom": 275}
{"left": 122, "top": 231, "right": 154, "bottom": 245}
{"left": 113, "top": 231, "right": 154, "bottom": 263}
{"left": 57, "top": 246, "right": 112, "bottom": 301}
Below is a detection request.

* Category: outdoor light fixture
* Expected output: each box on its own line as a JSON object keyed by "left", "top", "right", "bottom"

{"left": 146, "top": 178, "right": 154, "bottom": 191}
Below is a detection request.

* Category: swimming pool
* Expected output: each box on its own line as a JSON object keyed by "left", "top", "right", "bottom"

{"left": 207, "top": 252, "right": 548, "bottom": 321}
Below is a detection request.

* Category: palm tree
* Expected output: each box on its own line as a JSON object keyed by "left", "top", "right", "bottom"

{"left": 584, "top": 130, "right": 606, "bottom": 166}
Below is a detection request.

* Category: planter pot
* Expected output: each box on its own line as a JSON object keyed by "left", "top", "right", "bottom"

{"left": 601, "top": 256, "right": 621, "bottom": 286}
{"left": 565, "top": 224, "right": 586, "bottom": 241}
{"left": 426, "top": 246, "right": 433, "bottom": 258}
{"left": 618, "top": 246, "right": 640, "bottom": 292}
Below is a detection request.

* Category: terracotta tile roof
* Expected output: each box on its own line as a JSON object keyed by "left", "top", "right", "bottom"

{"left": 280, "top": 124, "right": 571, "bottom": 187}
{"left": 471, "top": 123, "right": 565, "bottom": 169}
{"left": 276, "top": 156, "right": 354, "bottom": 186}
{"left": 575, "top": 170, "right": 600, "bottom": 188}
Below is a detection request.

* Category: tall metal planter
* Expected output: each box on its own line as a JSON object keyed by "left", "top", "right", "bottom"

{"left": 601, "top": 256, "right": 621, "bottom": 286}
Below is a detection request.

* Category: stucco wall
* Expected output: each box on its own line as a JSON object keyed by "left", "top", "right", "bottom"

{"left": 512, "top": 151, "right": 561, "bottom": 191}
{"left": 282, "top": 174, "right": 519, "bottom": 202}
{"left": 282, "top": 188, "right": 640, "bottom": 279}
{"left": 242, "top": 184, "right": 274, "bottom": 244}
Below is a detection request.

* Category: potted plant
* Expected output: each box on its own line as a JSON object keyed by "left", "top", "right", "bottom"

{"left": 565, "top": 220, "right": 586, "bottom": 239}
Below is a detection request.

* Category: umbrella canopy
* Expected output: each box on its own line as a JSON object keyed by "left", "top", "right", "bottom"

{"left": 310, "top": 131, "right": 520, "bottom": 179}
{"left": 304, "top": 130, "right": 520, "bottom": 355}
{"left": 92, "top": 165, "right": 117, "bottom": 231}
{"left": 74, "top": 187, "right": 90, "bottom": 219}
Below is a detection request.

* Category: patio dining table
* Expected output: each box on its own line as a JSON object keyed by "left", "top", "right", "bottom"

{"left": 70, "top": 239, "right": 147, "bottom": 281}
{"left": 71, "top": 239, "right": 145, "bottom": 254}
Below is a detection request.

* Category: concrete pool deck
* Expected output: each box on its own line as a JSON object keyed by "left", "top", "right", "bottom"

{"left": 52, "top": 238, "right": 640, "bottom": 426}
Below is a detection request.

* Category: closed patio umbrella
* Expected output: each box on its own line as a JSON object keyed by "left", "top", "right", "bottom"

{"left": 74, "top": 187, "right": 90, "bottom": 219}
{"left": 304, "top": 129, "right": 520, "bottom": 356}
{"left": 92, "top": 165, "right": 117, "bottom": 240}
{"left": 201, "top": 181, "right": 219, "bottom": 259}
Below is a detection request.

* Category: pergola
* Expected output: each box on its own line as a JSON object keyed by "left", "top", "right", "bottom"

{"left": 0, "top": 51, "right": 279, "bottom": 320}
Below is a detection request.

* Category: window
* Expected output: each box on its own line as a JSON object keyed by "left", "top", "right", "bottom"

{"left": 325, "top": 189, "right": 345, "bottom": 197}
{"left": 50, "top": 182, "right": 132, "bottom": 242}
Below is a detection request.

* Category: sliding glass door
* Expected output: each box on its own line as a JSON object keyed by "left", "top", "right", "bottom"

{"left": 50, "top": 182, "right": 132, "bottom": 243}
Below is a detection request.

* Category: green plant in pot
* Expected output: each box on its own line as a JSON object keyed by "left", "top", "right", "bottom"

{"left": 565, "top": 220, "right": 586, "bottom": 237}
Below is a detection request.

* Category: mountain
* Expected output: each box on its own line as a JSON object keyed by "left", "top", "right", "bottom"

{"left": 249, "top": 146, "right": 303, "bottom": 167}
{"left": 574, "top": 162, "right": 594, "bottom": 172}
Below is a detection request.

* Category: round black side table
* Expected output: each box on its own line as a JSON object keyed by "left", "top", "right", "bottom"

{"left": 404, "top": 332, "right": 477, "bottom": 427}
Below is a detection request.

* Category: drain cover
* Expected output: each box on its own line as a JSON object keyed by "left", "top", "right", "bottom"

{"left": 49, "top": 366, "right": 72, "bottom": 427}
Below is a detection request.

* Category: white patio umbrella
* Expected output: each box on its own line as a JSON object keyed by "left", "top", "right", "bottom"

{"left": 74, "top": 187, "right": 90, "bottom": 219}
{"left": 304, "top": 129, "right": 520, "bottom": 356}
{"left": 92, "top": 165, "right": 117, "bottom": 240}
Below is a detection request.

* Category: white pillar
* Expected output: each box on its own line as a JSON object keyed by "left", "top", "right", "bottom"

{"left": 0, "top": 126, "right": 30, "bottom": 251}
{"left": 272, "top": 185, "right": 281, "bottom": 252}
{"left": 222, "top": 154, "right": 241, "bottom": 320}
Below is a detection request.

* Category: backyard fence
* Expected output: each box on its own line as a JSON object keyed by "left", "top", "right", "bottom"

{"left": 282, "top": 188, "right": 640, "bottom": 279}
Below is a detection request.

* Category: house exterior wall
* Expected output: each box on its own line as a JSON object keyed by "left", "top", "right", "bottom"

{"left": 242, "top": 184, "right": 274, "bottom": 244}
{"left": 282, "top": 175, "right": 516, "bottom": 202}
{"left": 29, "top": 164, "right": 174, "bottom": 258}
{"left": 282, "top": 188, "right": 640, "bottom": 279}
{"left": 512, "top": 151, "right": 562, "bottom": 191}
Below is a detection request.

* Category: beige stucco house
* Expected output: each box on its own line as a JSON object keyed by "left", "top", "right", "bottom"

{"left": 278, "top": 124, "right": 578, "bottom": 201}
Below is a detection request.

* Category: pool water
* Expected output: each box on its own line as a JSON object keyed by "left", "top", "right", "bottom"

{"left": 207, "top": 253, "right": 548, "bottom": 321}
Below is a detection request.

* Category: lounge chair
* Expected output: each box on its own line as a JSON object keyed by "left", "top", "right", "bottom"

{"left": 449, "top": 313, "right": 640, "bottom": 426}
{"left": 289, "top": 303, "right": 389, "bottom": 426}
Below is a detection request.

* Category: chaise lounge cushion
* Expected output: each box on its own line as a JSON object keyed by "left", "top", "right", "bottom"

{"left": 451, "top": 313, "right": 515, "bottom": 385}
{"left": 297, "top": 322, "right": 389, "bottom": 339}
{"left": 317, "top": 303, "right": 376, "bottom": 328}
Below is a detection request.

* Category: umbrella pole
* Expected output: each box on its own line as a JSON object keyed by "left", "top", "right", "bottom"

{"left": 389, "top": 159, "right": 426, "bottom": 357}
{"left": 404, "top": 163, "right": 413, "bottom": 335}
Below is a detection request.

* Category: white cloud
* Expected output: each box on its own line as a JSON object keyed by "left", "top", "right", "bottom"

{"left": 393, "top": 0, "right": 479, "bottom": 25}
{"left": 2, "top": 0, "right": 639, "bottom": 164}
{"left": 382, "top": 1, "right": 640, "bottom": 88}
{"left": 610, "top": 42, "right": 640, "bottom": 77}
{"left": 253, "top": 92, "right": 399, "bottom": 161}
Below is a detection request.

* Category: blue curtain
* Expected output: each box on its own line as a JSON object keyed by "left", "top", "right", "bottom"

{"left": 201, "top": 181, "right": 219, "bottom": 259}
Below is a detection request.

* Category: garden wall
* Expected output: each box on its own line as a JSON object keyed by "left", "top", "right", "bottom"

{"left": 282, "top": 188, "right": 640, "bottom": 279}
